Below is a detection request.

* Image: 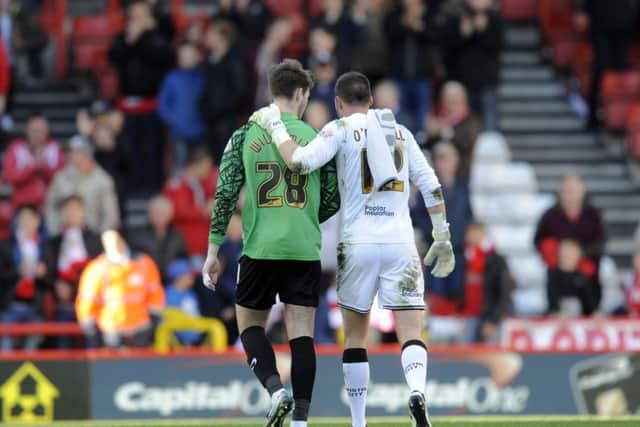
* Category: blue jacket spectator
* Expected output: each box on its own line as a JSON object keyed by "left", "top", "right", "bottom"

{"left": 157, "top": 42, "right": 206, "bottom": 171}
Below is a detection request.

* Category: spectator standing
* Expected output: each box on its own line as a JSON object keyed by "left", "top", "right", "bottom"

{"left": 0, "top": 40, "right": 10, "bottom": 129}
{"left": 416, "top": 143, "right": 471, "bottom": 306}
{"left": 163, "top": 148, "right": 218, "bottom": 257}
{"left": 12, "top": 1, "right": 48, "bottom": 83}
{"left": 165, "top": 259, "right": 202, "bottom": 346}
{"left": 535, "top": 175, "right": 605, "bottom": 310}
{"left": 309, "top": 52, "right": 338, "bottom": 118}
{"left": 350, "top": 0, "right": 389, "bottom": 84}
{"left": 200, "top": 19, "right": 247, "bottom": 163}
{"left": 212, "top": 0, "right": 272, "bottom": 51}
{"left": 2, "top": 114, "right": 65, "bottom": 210}
{"left": 581, "top": 0, "right": 640, "bottom": 127}
{"left": 546, "top": 239, "right": 599, "bottom": 316}
{"left": 109, "top": 0, "right": 173, "bottom": 192}
{"left": 442, "top": 0, "right": 502, "bottom": 130}
{"left": 45, "top": 136, "right": 120, "bottom": 235}
{"left": 424, "top": 81, "right": 482, "bottom": 177}
{"left": 373, "top": 79, "right": 416, "bottom": 131}
{"left": 384, "top": 0, "right": 440, "bottom": 132}
{"left": 76, "top": 230, "right": 165, "bottom": 348}
{"left": 128, "top": 195, "right": 189, "bottom": 283}
{"left": 0, "top": 205, "right": 46, "bottom": 351}
{"left": 121, "top": 0, "right": 176, "bottom": 43}
{"left": 254, "top": 18, "right": 294, "bottom": 107}
{"left": 42, "top": 196, "right": 102, "bottom": 348}
{"left": 157, "top": 42, "right": 206, "bottom": 173}
{"left": 310, "top": 0, "right": 366, "bottom": 72}
{"left": 462, "top": 221, "right": 512, "bottom": 342}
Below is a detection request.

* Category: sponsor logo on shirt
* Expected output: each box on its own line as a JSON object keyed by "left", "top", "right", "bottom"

{"left": 364, "top": 205, "right": 395, "bottom": 217}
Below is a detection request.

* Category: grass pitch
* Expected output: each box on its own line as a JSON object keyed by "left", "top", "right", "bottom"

{"left": 8, "top": 416, "right": 640, "bottom": 427}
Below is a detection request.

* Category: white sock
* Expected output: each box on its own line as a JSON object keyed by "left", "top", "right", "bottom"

{"left": 343, "top": 361, "right": 369, "bottom": 427}
{"left": 401, "top": 343, "right": 427, "bottom": 394}
{"left": 290, "top": 422, "right": 307, "bottom": 427}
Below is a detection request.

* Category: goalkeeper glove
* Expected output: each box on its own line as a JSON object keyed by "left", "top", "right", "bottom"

{"left": 424, "top": 229, "right": 455, "bottom": 278}
{"left": 248, "top": 103, "right": 291, "bottom": 146}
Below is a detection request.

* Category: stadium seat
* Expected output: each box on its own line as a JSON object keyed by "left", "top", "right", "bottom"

{"left": 626, "top": 103, "right": 640, "bottom": 132}
{"left": 73, "top": 40, "right": 111, "bottom": 71}
{"left": 472, "top": 131, "right": 511, "bottom": 164}
{"left": 471, "top": 162, "right": 537, "bottom": 195}
{"left": 471, "top": 193, "right": 551, "bottom": 225}
{"left": 500, "top": 0, "right": 537, "bottom": 21}
{"left": 487, "top": 224, "right": 536, "bottom": 255}
{"left": 553, "top": 41, "right": 592, "bottom": 71}
{"left": 507, "top": 254, "right": 547, "bottom": 289}
{"left": 265, "top": 0, "right": 302, "bottom": 17}
{"left": 512, "top": 287, "right": 548, "bottom": 316}
{"left": 539, "top": 0, "right": 584, "bottom": 43}
{"left": 600, "top": 71, "right": 640, "bottom": 104}
{"left": 604, "top": 100, "right": 633, "bottom": 131}
{"left": 72, "top": 13, "right": 124, "bottom": 40}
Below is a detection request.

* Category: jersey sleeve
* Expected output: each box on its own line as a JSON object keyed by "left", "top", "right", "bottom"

{"left": 406, "top": 127, "right": 444, "bottom": 208}
{"left": 208, "top": 125, "right": 249, "bottom": 245}
{"left": 319, "top": 157, "right": 340, "bottom": 223}
{"left": 291, "top": 120, "right": 344, "bottom": 174}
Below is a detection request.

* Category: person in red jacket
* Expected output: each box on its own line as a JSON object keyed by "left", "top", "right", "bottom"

{"left": 163, "top": 147, "right": 218, "bottom": 256}
{"left": 2, "top": 114, "right": 65, "bottom": 210}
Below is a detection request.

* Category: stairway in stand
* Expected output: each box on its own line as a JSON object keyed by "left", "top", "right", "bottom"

{"left": 499, "top": 24, "right": 639, "bottom": 271}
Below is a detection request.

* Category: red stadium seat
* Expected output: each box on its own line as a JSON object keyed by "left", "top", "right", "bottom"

{"left": 265, "top": 0, "right": 302, "bottom": 17}
{"left": 72, "top": 13, "right": 124, "bottom": 40}
{"left": 501, "top": 0, "right": 538, "bottom": 21}
{"left": 99, "top": 67, "right": 119, "bottom": 100}
{"left": 553, "top": 40, "right": 592, "bottom": 70}
{"left": 626, "top": 104, "right": 640, "bottom": 132}
{"left": 73, "top": 40, "right": 111, "bottom": 71}
{"left": 603, "top": 100, "right": 633, "bottom": 130}
{"left": 539, "top": 0, "right": 582, "bottom": 42}
{"left": 600, "top": 71, "right": 640, "bottom": 104}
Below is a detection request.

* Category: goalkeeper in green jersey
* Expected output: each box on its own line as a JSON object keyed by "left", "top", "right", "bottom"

{"left": 202, "top": 59, "right": 340, "bottom": 427}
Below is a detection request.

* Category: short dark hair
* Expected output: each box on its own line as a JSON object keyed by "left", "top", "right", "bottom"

{"left": 335, "top": 72, "right": 372, "bottom": 105}
{"left": 269, "top": 59, "right": 314, "bottom": 100}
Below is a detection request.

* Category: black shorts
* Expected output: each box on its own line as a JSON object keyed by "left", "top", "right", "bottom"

{"left": 236, "top": 256, "right": 322, "bottom": 310}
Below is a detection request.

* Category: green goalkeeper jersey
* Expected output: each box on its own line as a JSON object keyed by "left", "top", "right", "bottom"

{"left": 209, "top": 112, "right": 340, "bottom": 260}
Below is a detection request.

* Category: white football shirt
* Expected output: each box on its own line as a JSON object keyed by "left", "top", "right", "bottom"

{"left": 291, "top": 111, "right": 442, "bottom": 244}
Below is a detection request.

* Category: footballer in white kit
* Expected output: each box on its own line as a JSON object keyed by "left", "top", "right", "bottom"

{"left": 293, "top": 109, "right": 443, "bottom": 313}
{"left": 251, "top": 71, "right": 454, "bottom": 427}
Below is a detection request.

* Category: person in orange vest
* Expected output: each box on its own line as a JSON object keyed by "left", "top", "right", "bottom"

{"left": 75, "top": 229, "right": 165, "bottom": 348}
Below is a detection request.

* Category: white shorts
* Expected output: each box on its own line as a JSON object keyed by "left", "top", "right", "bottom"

{"left": 336, "top": 242, "right": 425, "bottom": 313}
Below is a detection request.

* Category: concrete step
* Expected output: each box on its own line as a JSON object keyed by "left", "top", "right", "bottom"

{"left": 605, "top": 222, "right": 638, "bottom": 238}
{"left": 500, "top": 100, "right": 572, "bottom": 115}
{"left": 505, "top": 133, "right": 598, "bottom": 147}
{"left": 14, "top": 91, "right": 91, "bottom": 107}
{"left": 538, "top": 178, "right": 637, "bottom": 194}
{"left": 501, "top": 67, "right": 554, "bottom": 81}
{"left": 533, "top": 163, "right": 628, "bottom": 179}
{"left": 13, "top": 107, "right": 79, "bottom": 122}
{"left": 592, "top": 194, "right": 640, "bottom": 209}
{"left": 501, "top": 51, "right": 541, "bottom": 66}
{"left": 512, "top": 147, "right": 616, "bottom": 163}
{"left": 604, "top": 209, "right": 640, "bottom": 223}
{"left": 499, "top": 82, "right": 565, "bottom": 99}
{"left": 500, "top": 116, "right": 583, "bottom": 132}
{"left": 504, "top": 27, "right": 540, "bottom": 49}
{"left": 606, "top": 238, "right": 638, "bottom": 256}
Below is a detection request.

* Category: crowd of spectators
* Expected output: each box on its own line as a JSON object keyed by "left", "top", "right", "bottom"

{"left": 0, "top": 0, "right": 637, "bottom": 351}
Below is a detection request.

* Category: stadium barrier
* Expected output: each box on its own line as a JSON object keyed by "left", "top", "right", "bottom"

{"left": 0, "top": 346, "right": 638, "bottom": 422}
